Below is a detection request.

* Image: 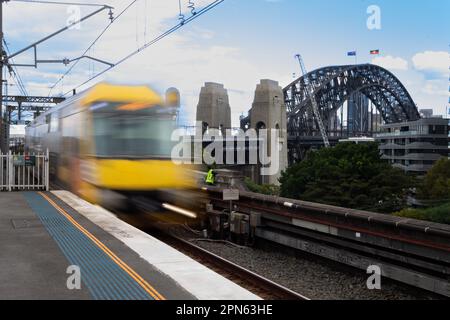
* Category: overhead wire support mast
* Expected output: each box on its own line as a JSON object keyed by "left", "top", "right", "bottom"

{"left": 295, "top": 54, "right": 331, "bottom": 148}
{"left": 11, "top": 55, "right": 114, "bottom": 68}
{"left": 5, "top": 3, "right": 113, "bottom": 62}
{"left": 10, "top": 0, "right": 108, "bottom": 7}
{"left": 0, "top": 0, "right": 113, "bottom": 131}
{"left": 1, "top": 0, "right": 7, "bottom": 152}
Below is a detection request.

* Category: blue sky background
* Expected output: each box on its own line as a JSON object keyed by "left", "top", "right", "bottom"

{"left": 3, "top": 0, "right": 449, "bottom": 125}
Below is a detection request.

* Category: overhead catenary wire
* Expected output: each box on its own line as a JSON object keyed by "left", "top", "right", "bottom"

{"left": 178, "top": 0, "right": 185, "bottom": 24}
{"left": 6, "top": 70, "right": 27, "bottom": 97}
{"left": 10, "top": 0, "right": 110, "bottom": 8}
{"left": 3, "top": 39, "right": 29, "bottom": 97}
{"left": 188, "top": 0, "right": 197, "bottom": 15}
{"left": 3, "top": 0, "right": 116, "bottom": 120}
{"left": 135, "top": 2, "right": 139, "bottom": 46}
{"left": 63, "top": 0, "right": 225, "bottom": 96}
{"left": 144, "top": 0, "right": 148, "bottom": 42}
{"left": 3, "top": 43, "right": 28, "bottom": 96}
{"left": 47, "top": 0, "right": 139, "bottom": 96}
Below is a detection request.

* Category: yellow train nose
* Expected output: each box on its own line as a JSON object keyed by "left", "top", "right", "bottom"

{"left": 95, "top": 159, "right": 196, "bottom": 190}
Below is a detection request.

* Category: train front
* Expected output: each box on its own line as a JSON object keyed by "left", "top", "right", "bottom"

{"left": 79, "top": 85, "right": 196, "bottom": 212}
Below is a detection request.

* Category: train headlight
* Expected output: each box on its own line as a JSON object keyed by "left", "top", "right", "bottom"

{"left": 162, "top": 203, "right": 197, "bottom": 219}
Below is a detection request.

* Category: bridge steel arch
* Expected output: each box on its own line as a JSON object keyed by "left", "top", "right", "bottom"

{"left": 283, "top": 64, "right": 420, "bottom": 162}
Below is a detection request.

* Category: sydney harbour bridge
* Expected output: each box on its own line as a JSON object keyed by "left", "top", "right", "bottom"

{"left": 283, "top": 64, "right": 421, "bottom": 162}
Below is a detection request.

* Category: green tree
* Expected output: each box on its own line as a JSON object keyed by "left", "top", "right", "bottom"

{"left": 419, "top": 158, "right": 450, "bottom": 201}
{"left": 279, "top": 142, "right": 414, "bottom": 213}
{"left": 392, "top": 159, "right": 450, "bottom": 224}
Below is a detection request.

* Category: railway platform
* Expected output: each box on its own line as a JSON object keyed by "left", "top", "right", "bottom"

{"left": 0, "top": 191, "right": 260, "bottom": 300}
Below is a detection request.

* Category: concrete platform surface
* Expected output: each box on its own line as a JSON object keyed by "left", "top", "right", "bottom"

{"left": 0, "top": 191, "right": 260, "bottom": 300}
{"left": 0, "top": 192, "right": 90, "bottom": 300}
{"left": 53, "top": 190, "right": 260, "bottom": 300}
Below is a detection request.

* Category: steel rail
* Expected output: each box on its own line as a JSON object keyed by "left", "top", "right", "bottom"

{"left": 155, "top": 231, "right": 310, "bottom": 301}
{"left": 199, "top": 186, "right": 450, "bottom": 297}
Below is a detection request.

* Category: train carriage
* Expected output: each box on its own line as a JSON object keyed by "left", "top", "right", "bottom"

{"left": 26, "top": 83, "right": 195, "bottom": 209}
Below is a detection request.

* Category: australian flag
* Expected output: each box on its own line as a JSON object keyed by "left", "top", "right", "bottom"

{"left": 347, "top": 51, "right": 357, "bottom": 56}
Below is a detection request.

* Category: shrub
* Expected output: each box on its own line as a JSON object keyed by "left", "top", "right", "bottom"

{"left": 394, "top": 203, "right": 450, "bottom": 225}
{"left": 244, "top": 177, "right": 280, "bottom": 196}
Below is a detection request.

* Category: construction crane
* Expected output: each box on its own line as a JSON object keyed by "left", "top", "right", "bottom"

{"left": 295, "top": 54, "right": 331, "bottom": 148}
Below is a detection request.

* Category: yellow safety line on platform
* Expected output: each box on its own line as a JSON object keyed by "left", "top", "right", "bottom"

{"left": 38, "top": 192, "right": 165, "bottom": 301}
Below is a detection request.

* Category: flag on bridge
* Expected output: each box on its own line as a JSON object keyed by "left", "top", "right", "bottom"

{"left": 347, "top": 51, "right": 357, "bottom": 56}
{"left": 370, "top": 49, "right": 380, "bottom": 55}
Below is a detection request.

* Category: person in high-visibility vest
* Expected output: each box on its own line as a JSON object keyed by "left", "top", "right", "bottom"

{"left": 205, "top": 168, "right": 216, "bottom": 185}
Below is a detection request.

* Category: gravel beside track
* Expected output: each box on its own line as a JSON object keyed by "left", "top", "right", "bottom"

{"left": 169, "top": 226, "right": 441, "bottom": 300}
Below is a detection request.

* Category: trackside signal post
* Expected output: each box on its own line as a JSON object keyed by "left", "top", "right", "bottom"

{"left": 223, "top": 188, "right": 239, "bottom": 216}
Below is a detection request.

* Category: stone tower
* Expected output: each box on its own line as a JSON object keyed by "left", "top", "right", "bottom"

{"left": 250, "top": 79, "right": 288, "bottom": 185}
{"left": 196, "top": 82, "right": 231, "bottom": 134}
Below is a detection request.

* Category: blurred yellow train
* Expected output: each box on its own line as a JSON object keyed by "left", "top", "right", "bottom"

{"left": 26, "top": 83, "right": 196, "bottom": 210}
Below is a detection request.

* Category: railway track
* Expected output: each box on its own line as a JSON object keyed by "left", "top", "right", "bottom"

{"left": 147, "top": 228, "right": 310, "bottom": 300}
{"left": 48, "top": 184, "right": 448, "bottom": 298}
{"left": 108, "top": 207, "right": 441, "bottom": 299}
{"left": 107, "top": 204, "right": 310, "bottom": 300}
{"left": 201, "top": 187, "right": 450, "bottom": 298}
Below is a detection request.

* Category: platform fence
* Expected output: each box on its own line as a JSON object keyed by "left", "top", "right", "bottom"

{"left": 0, "top": 150, "right": 49, "bottom": 191}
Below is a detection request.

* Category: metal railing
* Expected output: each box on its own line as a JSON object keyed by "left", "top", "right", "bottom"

{"left": 0, "top": 150, "right": 49, "bottom": 191}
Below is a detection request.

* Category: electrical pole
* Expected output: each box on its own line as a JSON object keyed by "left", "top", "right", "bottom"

{"left": 0, "top": 1, "right": 112, "bottom": 153}
{"left": 0, "top": 0, "right": 4, "bottom": 153}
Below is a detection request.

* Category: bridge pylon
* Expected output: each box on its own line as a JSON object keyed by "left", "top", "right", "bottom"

{"left": 249, "top": 79, "right": 288, "bottom": 185}
{"left": 196, "top": 82, "right": 231, "bottom": 136}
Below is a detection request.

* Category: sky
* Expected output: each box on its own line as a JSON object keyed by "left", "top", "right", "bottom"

{"left": 3, "top": 0, "right": 449, "bottom": 126}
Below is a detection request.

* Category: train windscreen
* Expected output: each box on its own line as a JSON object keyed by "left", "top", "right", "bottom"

{"left": 91, "top": 102, "right": 177, "bottom": 158}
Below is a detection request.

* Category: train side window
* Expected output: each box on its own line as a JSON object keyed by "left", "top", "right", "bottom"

{"left": 46, "top": 115, "right": 51, "bottom": 133}
{"left": 47, "top": 112, "right": 60, "bottom": 133}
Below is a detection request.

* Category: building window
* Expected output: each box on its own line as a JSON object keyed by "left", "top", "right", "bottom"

{"left": 429, "top": 125, "right": 445, "bottom": 135}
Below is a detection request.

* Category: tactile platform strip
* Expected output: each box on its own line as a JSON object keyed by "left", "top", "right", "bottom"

{"left": 23, "top": 192, "right": 156, "bottom": 300}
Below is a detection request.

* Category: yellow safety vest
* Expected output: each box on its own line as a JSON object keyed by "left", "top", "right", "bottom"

{"left": 205, "top": 170, "right": 215, "bottom": 184}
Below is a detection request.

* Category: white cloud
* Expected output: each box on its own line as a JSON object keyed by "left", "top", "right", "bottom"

{"left": 412, "top": 51, "right": 449, "bottom": 75}
{"left": 371, "top": 55, "right": 409, "bottom": 71}
{"left": 6, "top": 1, "right": 446, "bottom": 124}
{"left": 398, "top": 71, "right": 448, "bottom": 115}
{"left": 421, "top": 79, "right": 448, "bottom": 96}
{"left": 4, "top": 0, "right": 260, "bottom": 125}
